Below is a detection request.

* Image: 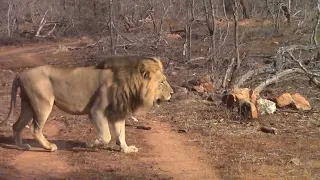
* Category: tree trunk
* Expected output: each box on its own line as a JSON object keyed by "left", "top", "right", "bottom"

{"left": 110, "top": 0, "right": 115, "bottom": 55}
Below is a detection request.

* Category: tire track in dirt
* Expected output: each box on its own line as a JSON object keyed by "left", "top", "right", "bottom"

{"left": 0, "top": 41, "right": 81, "bottom": 69}
{"left": 8, "top": 122, "right": 73, "bottom": 179}
{"left": 0, "top": 41, "right": 80, "bottom": 57}
{"left": 142, "top": 120, "right": 216, "bottom": 179}
{"left": 0, "top": 42, "right": 81, "bottom": 180}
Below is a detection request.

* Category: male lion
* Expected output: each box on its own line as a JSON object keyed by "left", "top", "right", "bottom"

{"left": 2, "top": 56, "right": 173, "bottom": 153}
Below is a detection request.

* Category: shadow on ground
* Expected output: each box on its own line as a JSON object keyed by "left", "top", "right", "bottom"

{"left": 0, "top": 135, "right": 119, "bottom": 152}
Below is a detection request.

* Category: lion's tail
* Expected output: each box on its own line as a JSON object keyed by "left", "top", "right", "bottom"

{"left": 0, "top": 75, "right": 20, "bottom": 126}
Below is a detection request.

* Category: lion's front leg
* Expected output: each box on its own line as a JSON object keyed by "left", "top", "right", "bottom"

{"left": 87, "top": 111, "right": 112, "bottom": 148}
{"left": 87, "top": 86, "right": 112, "bottom": 148}
{"left": 112, "top": 120, "right": 138, "bottom": 153}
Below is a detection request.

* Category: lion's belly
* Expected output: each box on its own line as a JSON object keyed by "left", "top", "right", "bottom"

{"left": 52, "top": 81, "right": 99, "bottom": 115}
{"left": 49, "top": 67, "right": 107, "bottom": 115}
{"left": 54, "top": 100, "right": 90, "bottom": 115}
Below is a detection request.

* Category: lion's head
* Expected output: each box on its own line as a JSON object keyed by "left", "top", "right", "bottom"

{"left": 130, "top": 57, "right": 173, "bottom": 108}
{"left": 153, "top": 73, "right": 173, "bottom": 106}
{"left": 96, "top": 55, "right": 173, "bottom": 118}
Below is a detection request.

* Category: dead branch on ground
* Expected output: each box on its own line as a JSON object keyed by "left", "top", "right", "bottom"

{"left": 286, "top": 51, "right": 320, "bottom": 87}
{"left": 233, "top": 66, "right": 276, "bottom": 89}
{"left": 0, "top": 69, "right": 15, "bottom": 75}
{"left": 233, "top": 45, "right": 320, "bottom": 93}
{"left": 64, "top": 40, "right": 104, "bottom": 50}
{"left": 275, "top": 45, "right": 318, "bottom": 70}
{"left": 187, "top": 57, "right": 206, "bottom": 64}
{"left": 254, "top": 68, "right": 305, "bottom": 94}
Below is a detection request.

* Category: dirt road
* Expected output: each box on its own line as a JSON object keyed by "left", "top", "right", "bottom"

{"left": 0, "top": 41, "right": 217, "bottom": 180}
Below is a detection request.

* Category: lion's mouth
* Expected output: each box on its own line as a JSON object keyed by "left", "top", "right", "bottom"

{"left": 154, "top": 99, "right": 161, "bottom": 107}
{"left": 154, "top": 95, "right": 172, "bottom": 107}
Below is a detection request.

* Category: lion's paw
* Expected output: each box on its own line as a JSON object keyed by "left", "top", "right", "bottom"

{"left": 18, "top": 144, "right": 31, "bottom": 151}
{"left": 49, "top": 143, "right": 58, "bottom": 152}
{"left": 122, "top": 145, "right": 138, "bottom": 153}
{"left": 86, "top": 139, "right": 101, "bottom": 148}
{"left": 86, "top": 142, "right": 94, "bottom": 148}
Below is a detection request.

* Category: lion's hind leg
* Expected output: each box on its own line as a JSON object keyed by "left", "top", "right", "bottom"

{"left": 12, "top": 97, "right": 33, "bottom": 150}
{"left": 29, "top": 97, "right": 57, "bottom": 152}
{"left": 112, "top": 120, "right": 138, "bottom": 153}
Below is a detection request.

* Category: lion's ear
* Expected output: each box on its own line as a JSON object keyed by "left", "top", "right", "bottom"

{"left": 139, "top": 64, "right": 151, "bottom": 80}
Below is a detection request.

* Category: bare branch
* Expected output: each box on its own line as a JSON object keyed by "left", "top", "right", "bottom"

{"left": 311, "top": 0, "right": 320, "bottom": 45}
{"left": 110, "top": 0, "right": 115, "bottom": 55}
{"left": 184, "top": 0, "right": 193, "bottom": 61}
{"left": 203, "top": 0, "right": 216, "bottom": 63}
{"left": 232, "top": 0, "right": 241, "bottom": 69}
{"left": 0, "top": 69, "right": 15, "bottom": 75}
{"left": 217, "top": 0, "right": 230, "bottom": 53}
{"left": 64, "top": 40, "right": 103, "bottom": 50}
{"left": 6, "top": 2, "right": 13, "bottom": 37}
{"left": 233, "top": 66, "right": 276, "bottom": 89}
{"left": 254, "top": 68, "right": 305, "bottom": 94}
{"left": 35, "top": 10, "right": 49, "bottom": 37}
{"left": 286, "top": 51, "right": 320, "bottom": 87}
{"left": 278, "top": 45, "right": 318, "bottom": 52}
{"left": 158, "top": 0, "right": 174, "bottom": 34}
{"left": 113, "top": 26, "right": 135, "bottom": 43}
{"left": 222, "top": 58, "right": 236, "bottom": 89}
{"left": 280, "top": 3, "right": 291, "bottom": 26}
{"left": 187, "top": 57, "right": 206, "bottom": 63}
{"left": 46, "top": 23, "right": 56, "bottom": 36}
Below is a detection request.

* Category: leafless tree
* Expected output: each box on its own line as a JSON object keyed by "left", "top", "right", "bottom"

{"left": 6, "top": 1, "right": 13, "bottom": 37}
{"left": 110, "top": 0, "right": 116, "bottom": 55}
{"left": 312, "top": 0, "right": 320, "bottom": 46}
{"left": 203, "top": 0, "right": 217, "bottom": 63}
{"left": 183, "top": 0, "right": 194, "bottom": 61}
{"left": 232, "top": 0, "right": 241, "bottom": 69}
{"left": 224, "top": 0, "right": 249, "bottom": 19}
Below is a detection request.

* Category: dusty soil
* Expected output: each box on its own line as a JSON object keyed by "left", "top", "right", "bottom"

{"left": 0, "top": 41, "right": 217, "bottom": 180}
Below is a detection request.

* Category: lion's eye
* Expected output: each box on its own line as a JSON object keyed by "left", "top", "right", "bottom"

{"left": 161, "top": 82, "right": 164, "bottom": 85}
